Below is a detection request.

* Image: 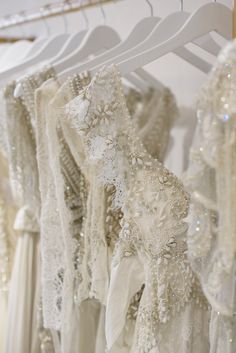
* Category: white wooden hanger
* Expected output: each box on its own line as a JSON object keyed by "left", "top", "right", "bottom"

{"left": 0, "top": 4, "right": 71, "bottom": 84}
{"left": 15, "top": 10, "right": 54, "bottom": 60}
{"left": 14, "top": 3, "right": 88, "bottom": 97}
{"left": 53, "top": 26, "right": 120, "bottom": 72}
{"left": 50, "top": 30, "right": 87, "bottom": 64}
{"left": 56, "top": 0, "right": 163, "bottom": 89}
{"left": 116, "top": 3, "right": 231, "bottom": 76}
{"left": 0, "top": 44, "right": 10, "bottom": 59}
{"left": 53, "top": 0, "right": 121, "bottom": 76}
{"left": 48, "top": 0, "right": 88, "bottom": 64}
{"left": 53, "top": 1, "right": 151, "bottom": 91}
{"left": 14, "top": 4, "right": 127, "bottom": 97}
{"left": 179, "top": 0, "right": 222, "bottom": 56}
{"left": 56, "top": 17, "right": 161, "bottom": 83}
{"left": 89, "top": 5, "right": 212, "bottom": 77}
{"left": 192, "top": 0, "right": 222, "bottom": 56}
{"left": 23, "top": 37, "right": 48, "bottom": 58}
{"left": 14, "top": 4, "right": 148, "bottom": 97}
{"left": 92, "top": 2, "right": 215, "bottom": 75}
{"left": 0, "top": 40, "right": 33, "bottom": 71}
{"left": 0, "top": 33, "right": 69, "bottom": 83}
{"left": 56, "top": 9, "right": 161, "bottom": 79}
{"left": 66, "top": 1, "right": 214, "bottom": 85}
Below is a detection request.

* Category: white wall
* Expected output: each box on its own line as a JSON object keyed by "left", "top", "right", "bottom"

{"left": 0, "top": 0, "right": 233, "bottom": 107}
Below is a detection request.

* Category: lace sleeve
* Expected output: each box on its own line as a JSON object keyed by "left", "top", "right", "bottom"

{"left": 65, "top": 69, "right": 129, "bottom": 210}
{"left": 35, "top": 83, "right": 67, "bottom": 331}
{"left": 39, "top": 74, "right": 91, "bottom": 333}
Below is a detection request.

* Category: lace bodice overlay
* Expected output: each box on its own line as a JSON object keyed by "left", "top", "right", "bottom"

{"left": 62, "top": 73, "right": 178, "bottom": 308}
{"left": 39, "top": 71, "right": 176, "bottom": 335}
{"left": 184, "top": 40, "right": 236, "bottom": 351}
{"left": 36, "top": 73, "right": 93, "bottom": 332}
{"left": 65, "top": 65, "right": 209, "bottom": 353}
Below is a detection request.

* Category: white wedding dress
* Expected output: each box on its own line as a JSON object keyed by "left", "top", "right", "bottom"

{"left": 184, "top": 40, "right": 236, "bottom": 353}
{"left": 62, "top": 65, "right": 210, "bottom": 353}
{"left": 35, "top": 70, "right": 179, "bottom": 353}
{"left": 0, "top": 40, "right": 37, "bottom": 353}
{"left": 3, "top": 67, "right": 56, "bottom": 353}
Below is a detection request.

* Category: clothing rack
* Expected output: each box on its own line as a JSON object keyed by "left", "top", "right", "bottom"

{"left": 0, "top": 1, "right": 235, "bottom": 41}
{"left": 0, "top": 0, "right": 121, "bottom": 37}
{"left": 0, "top": 35, "right": 36, "bottom": 43}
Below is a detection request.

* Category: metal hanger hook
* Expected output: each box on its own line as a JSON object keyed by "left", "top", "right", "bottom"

{"left": 62, "top": 1, "right": 69, "bottom": 33}
{"left": 146, "top": 0, "right": 154, "bottom": 16}
{"left": 180, "top": 0, "right": 184, "bottom": 11}
{"left": 79, "top": 0, "right": 89, "bottom": 30}
{"left": 99, "top": 0, "right": 106, "bottom": 24}
{"left": 40, "top": 5, "right": 51, "bottom": 36}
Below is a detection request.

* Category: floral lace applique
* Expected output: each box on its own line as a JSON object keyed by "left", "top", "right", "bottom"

{"left": 37, "top": 73, "right": 91, "bottom": 330}
{"left": 65, "top": 65, "right": 209, "bottom": 353}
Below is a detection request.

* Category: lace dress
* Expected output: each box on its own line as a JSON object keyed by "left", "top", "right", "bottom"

{"left": 0, "top": 87, "right": 17, "bottom": 353}
{"left": 36, "top": 71, "right": 178, "bottom": 353}
{"left": 3, "top": 67, "right": 56, "bottom": 353}
{"left": 63, "top": 65, "right": 210, "bottom": 353}
{"left": 184, "top": 40, "right": 236, "bottom": 353}
{"left": 0, "top": 153, "right": 17, "bottom": 353}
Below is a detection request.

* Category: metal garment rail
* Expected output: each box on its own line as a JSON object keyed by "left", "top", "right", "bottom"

{"left": 0, "top": 0, "right": 123, "bottom": 38}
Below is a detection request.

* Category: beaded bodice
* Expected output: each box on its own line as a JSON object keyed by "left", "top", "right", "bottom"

{"left": 62, "top": 69, "right": 179, "bottom": 299}
{"left": 4, "top": 67, "right": 55, "bottom": 220}
{"left": 40, "top": 70, "right": 178, "bottom": 332}
{"left": 64, "top": 65, "right": 208, "bottom": 353}
{"left": 65, "top": 65, "right": 189, "bottom": 244}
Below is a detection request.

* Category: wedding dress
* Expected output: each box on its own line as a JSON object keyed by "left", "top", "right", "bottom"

{"left": 3, "top": 67, "right": 56, "bottom": 353}
{"left": 0, "top": 40, "right": 37, "bottom": 352}
{"left": 184, "top": 40, "right": 236, "bottom": 353}
{"left": 35, "top": 70, "right": 179, "bottom": 353}
{"left": 61, "top": 65, "right": 210, "bottom": 353}
{"left": 0, "top": 150, "right": 17, "bottom": 353}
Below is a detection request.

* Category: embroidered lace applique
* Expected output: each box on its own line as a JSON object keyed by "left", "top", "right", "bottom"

{"left": 65, "top": 65, "right": 209, "bottom": 353}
